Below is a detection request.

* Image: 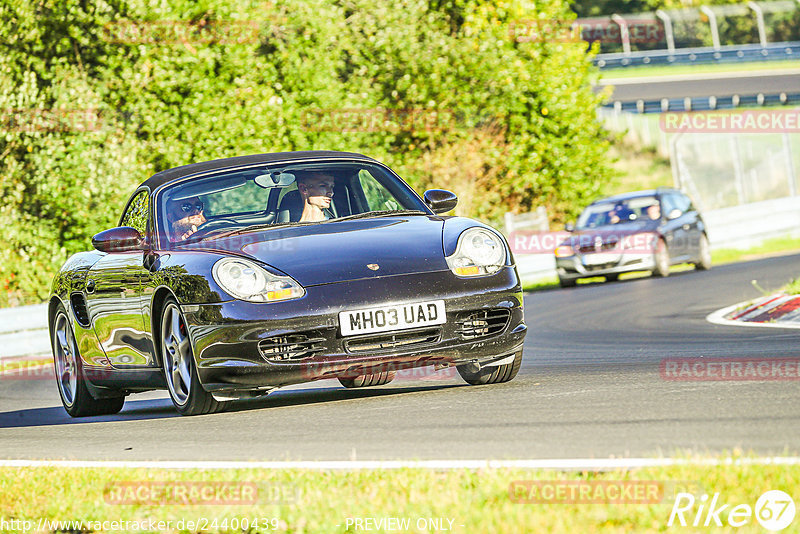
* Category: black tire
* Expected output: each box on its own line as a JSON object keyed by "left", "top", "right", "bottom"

{"left": 338, "top": 370, "right": 396, "bottom": 388}
{"left": 694, "top": 233, "right": 712, "bottom": 271}
{"left": 457, "top": 350, "right": 523, "bottom": 386}
{"left": 558, "top": 276, "right": 577, "bottom": 288}
{"left": 51, "top": 304, "right": 125, "bottom": 417}
{"left": 605, "top": 273, "right": 619, "bottom": 282}
{"left": 160, "top": 297, "right": 226, "bottom": 415}
{"left": 651, "top": 239, "right": 670, "bottom": 278}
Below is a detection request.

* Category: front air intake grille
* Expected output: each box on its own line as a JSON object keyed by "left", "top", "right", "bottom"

{"left": 577, "top": 239, "right": 618, "bottom": 254}
{"left": 345, "top": 327, "right": 441, "bottom": 353}
{"left": 456, "top": 309, "right": 510, "bottom": 339}
{"left": 70, "top": 293, "right": 90, "bottom": 327}
{"left": 259, "top": 332, "right": 325, "bottom": 362}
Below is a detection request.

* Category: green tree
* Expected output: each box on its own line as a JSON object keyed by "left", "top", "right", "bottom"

{"left": 0, "top": 0, "right": 614, "bottom": 304}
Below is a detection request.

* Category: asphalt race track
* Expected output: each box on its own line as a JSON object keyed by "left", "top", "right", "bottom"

{"left": 597, "top": 69, "right": 800, "bottom": 101}
{"left": 1, "top": 254, "right": 799, "bottom": 461}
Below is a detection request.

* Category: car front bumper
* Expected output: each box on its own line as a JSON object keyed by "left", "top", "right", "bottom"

{"left": 556, "top": 252, "right": 656, "bottom": 281}
{"left": 181, "top": 267, "right": 526, "bottom": 393}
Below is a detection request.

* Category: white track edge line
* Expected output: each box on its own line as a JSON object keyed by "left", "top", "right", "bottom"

{"left": 1, "top": 458, "right": 799, "bottom": 469}
{"left": 706, "top": 300, "right": 800, "bottom": 329}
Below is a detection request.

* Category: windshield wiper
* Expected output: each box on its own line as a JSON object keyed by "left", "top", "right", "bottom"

{"left": 204, "top": 222, "right": 307, "bottom": 239}
{"left": 331, "top": 209, "right": 426, "bottom": 222}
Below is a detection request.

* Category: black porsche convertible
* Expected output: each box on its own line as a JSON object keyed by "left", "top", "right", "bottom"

{"left": 49, "top": 151, "right": 527, "bottom": 416}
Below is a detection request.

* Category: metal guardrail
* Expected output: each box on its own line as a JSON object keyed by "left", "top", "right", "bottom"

{"left": 703, "top": 197, "right": 800, "bottom": 250}
{"left": 604, "top": 92, "right": 800, "bottom": 113}
{"left": 595, "top": 41, "right": 800, "bottom": 69}
{"left": 504, "top": 206, "right": 548, "bottom": 234}
{"left": 503, "top": 208, "right": 553, "bottom": 282}
{"left": 0, "top": 304, "right": 50, "bottom": 360}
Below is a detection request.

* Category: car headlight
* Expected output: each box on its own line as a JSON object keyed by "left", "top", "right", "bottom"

{"left": 554, "top": 245, "right": 575, "bottom": 257}
{"left": 212, "top": 258, "right": 305, "bottom": 302}
{"left": 446, "top": 228, "right": 506, "bottom": 276}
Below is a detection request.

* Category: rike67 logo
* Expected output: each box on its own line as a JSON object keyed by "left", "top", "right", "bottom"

{"left": 668, "top": 490, "right": 795, "bottom": 531}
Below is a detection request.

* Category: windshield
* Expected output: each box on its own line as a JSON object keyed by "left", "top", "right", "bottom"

{"left": 576, "top": 196, "right": 661, "bottom": 229}
{"left": 156, "top": 161, "right": 428, "bottom": 244}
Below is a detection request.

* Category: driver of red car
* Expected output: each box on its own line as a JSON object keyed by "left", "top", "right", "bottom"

{"left": 167, "top": 196, "right": 207, "bottom": 242}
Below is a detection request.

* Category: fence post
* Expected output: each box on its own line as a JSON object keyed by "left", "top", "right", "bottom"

{"left": 655, "top": 10, "right": 675, "bottom": 54}
{"left": 669, "top": 132, "right": 684, "bottom": 188}
{"left": 699, "top": 6, "right": 721, "bottom": 51}
{"left": 611, "top": 14, "right": 632, "bottom": 56}
{"left": 504, "top": 212, "right": 515, "bottom": 234}
{"left": 747, "top": 2, "right": 768, "bottom": 47}
{"left": 730, "top": 136, "right": 746, "bottom": 205}
{"left": 783, "top": 133, "right": 797, "bottom": 196}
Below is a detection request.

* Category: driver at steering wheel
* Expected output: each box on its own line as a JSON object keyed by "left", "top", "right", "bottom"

{"left": 167, "top": 196, "right": 207, "bottom": 242}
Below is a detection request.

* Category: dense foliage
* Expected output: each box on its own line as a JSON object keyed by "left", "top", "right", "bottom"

{"left": 0, "top": 0, "right": 613, "bottom": 305}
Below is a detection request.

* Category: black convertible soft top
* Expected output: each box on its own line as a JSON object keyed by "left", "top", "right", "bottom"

{"left": 140, "top": 151, "right": 377, "bottom": 191}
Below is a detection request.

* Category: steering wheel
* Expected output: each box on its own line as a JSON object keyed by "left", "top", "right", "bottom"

{"left": 189, "top": 218, "right": 241, "bottom": 238}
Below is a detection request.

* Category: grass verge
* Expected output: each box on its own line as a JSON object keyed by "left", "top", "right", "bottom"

{"left": 606, "top": 141, "right": 673, "bottom": 196}
{"left": 599, "top": 59, "right": 800, "bottom": 81}
{"left": 711, "top": 235, "right": 800, "bottom": 266}
{"left": 0, "top": 458, "right": 797, "bottom": 533}
{"left": 783, "top": 278, "right": 800, "bottom": 295}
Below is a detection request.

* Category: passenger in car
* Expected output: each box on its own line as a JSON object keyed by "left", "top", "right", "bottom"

{"left": 609, "top": 203, "right": 634, "bottom": 224}
{"left": 296, "top": 172, "right": 335, "bottom": 222}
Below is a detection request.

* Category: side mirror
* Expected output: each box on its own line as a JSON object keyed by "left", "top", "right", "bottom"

{"left": 92, "top": 226, "right": 145, "bottom": 253}
{"left": 565, "top": 222, "right": 575, "bottom": 232}
{"left": 667, "top": 208, "right": 682, "bottom": 220}
{"left": 423, "top": 189, "right": 458, "bottom": 214}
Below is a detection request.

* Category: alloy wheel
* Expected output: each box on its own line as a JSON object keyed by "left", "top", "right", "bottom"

{"left": 53, "top": 312, "right": 78, "bottom": 406}
{"left": 161, "top": 303, "right": 193, "bottom": 405}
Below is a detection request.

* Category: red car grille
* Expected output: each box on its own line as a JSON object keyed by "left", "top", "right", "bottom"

{"left": 577, "top": 239, "right": 618, "bottom": 254}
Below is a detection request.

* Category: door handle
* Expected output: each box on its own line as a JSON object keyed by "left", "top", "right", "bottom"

{"left": 86, "top": 279, "right": 96, "bottom": 293}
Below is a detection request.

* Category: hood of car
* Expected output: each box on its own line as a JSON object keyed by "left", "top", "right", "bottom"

{"left": 563, "top": 221, "right": 659, "bottom": 247}
{"left": 188, "top": 215, "right": 449, "bottom": 286}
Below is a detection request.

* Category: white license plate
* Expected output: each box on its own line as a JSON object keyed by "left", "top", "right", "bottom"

{"left": 339, "top": 300, "right": 446, "bottom": 336}
{"left": 581, "top": 253, "right": 618, "bottom": 266}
